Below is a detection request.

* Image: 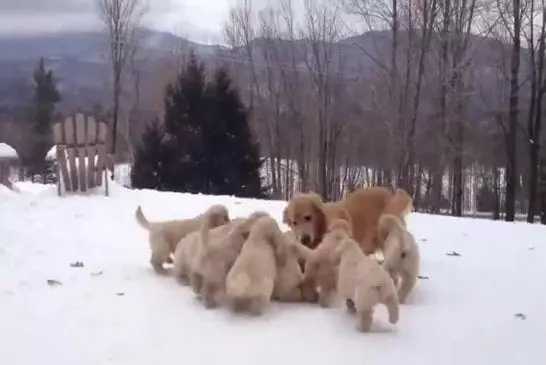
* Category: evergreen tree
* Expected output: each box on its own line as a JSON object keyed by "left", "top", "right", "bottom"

{"left": 28, "top": 58, "right": 60, "bottom": 180}
{"left": 133, "top": 54, "right": 265, "bottom": 198}
{"left": 131, "top": 118, "right": 168, "bottom": 190}
{"left": 204, "top": 67, "right": 265, "bottom": 198}
{"left": 161, "top": 51, "right": 209, "bottom": 193}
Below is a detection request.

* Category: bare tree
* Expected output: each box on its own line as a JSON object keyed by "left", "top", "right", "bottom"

{"left": 96, "top": 0, "right": 146, "bottom": 173}
{"left": 302, "top": 0, "right": 347, "bottom": 200}
{"left": 524, "top": 0, "right": 545, "bottom": 222}
{"left": 494, "top": 0, "right": 526, "bottom": 221}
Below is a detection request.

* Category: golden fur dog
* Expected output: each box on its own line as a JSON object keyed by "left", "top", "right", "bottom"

{"left": 136, "top": 204, "right": 230, "bottom": 273}
{"left": 225, "top": 215, "right": 287, "bottom": 315}
{"left": 376, "top": 214, "right": 420, "bottom": 303}
{"left": 283, "top": 186, "right": 403, "bottom": 302}
{"left": 271, "top": 231, "right": 306, "bottom": 302}
{"left": 171, "top": 216, "right": 245, "bottom": 289}
{"left": 283, "top": 186, "right": 398, "bottom": 252}
{"left": 382, "top": 188, "right": 413, "bottom": 226}
{"left": 331, "top": 219, "right": 400, "bottom": 332}
{"left": 282, "top": 192, "right": 352, "bottom": 249}
{"left": 193, "top": 211, "right": 270, "bottom": 308}
{"left": 296, "top": 219, "right": 353, "bottom": 307}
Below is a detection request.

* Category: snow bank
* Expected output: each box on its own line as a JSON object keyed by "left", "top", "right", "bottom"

{"left": 0, "top": 183, "right": 16, "bottom": 197}
{"left": 0, "top": 143, "right": 18, "bottom": 159}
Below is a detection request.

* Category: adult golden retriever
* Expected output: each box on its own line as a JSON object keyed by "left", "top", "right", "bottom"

{"left": 282, "top": 186, "right": 400, "bottom": 252}
{"left": 283, "top": 186, "right": 413, "bottom": 302}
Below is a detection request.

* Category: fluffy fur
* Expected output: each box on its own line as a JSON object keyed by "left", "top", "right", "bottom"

{"left": 297, "top": 219, "right": 353, "bottom": 307}
{"left": 376, "top": 214, "right": 420, "bottom": 303}
{"left": 271, "top": 231, "right": 305, "bottom": 302}
{"left": 136, "top": 204, "right": 230, "bottom": 274}
{"left": 332, "top": 220, "right": 400, "bottom": 332}
{"left": 171, "top": 217, "right": 244, "bottom": 289}
{"left": 382, "top": 188, "right": 413, "bottom": 226}
{"left": 282, "top": 192, "right": 352, "bottom": 249}
{"left": 225, "top": 216, "right": 287, "bottom": 315}
{"left": 193, "top": 211, "right": 270, "bottom": 309}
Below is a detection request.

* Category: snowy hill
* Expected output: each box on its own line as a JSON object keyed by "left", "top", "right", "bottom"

{"left": 0, "top": 181, "right": 545, "bottom": 365}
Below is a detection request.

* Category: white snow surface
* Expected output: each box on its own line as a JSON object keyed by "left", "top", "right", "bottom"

{"left": 1, "top": 182, "right": 545, "bottom": 365}
{"left": 0, "top": 142, "right": 18, "bottom": 159}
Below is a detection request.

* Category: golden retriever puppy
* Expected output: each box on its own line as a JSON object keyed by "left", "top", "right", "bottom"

{"left": 296, "top": 219, "right": 353, "bottom": 307}
{"left": 271, "top": 231, "right": 305, "bottom": 302}
{"left": 135, "top": 204, "right": 230, "bottom": 274}
{"left": 171, "top": 216, "right": 244, "bottom": 288}
{"left": 225, "top": 216, "right": 288, "bottom": 315}
{"left": 332, "top": 219, "right": 400, "bottom": 332}
{"left": 376, "top": 214, "right": 420, "bottom": 304}
{"left": 194, "top": 211, "right": 270, "bottom": 309}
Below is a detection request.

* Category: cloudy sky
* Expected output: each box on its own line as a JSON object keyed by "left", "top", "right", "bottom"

{"left": 0, "top": 0, "right": 280, "bottom": 43}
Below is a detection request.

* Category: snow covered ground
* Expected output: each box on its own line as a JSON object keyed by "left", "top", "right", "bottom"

{"left": 1, "top": 181, "right": 545, "bottom": 365}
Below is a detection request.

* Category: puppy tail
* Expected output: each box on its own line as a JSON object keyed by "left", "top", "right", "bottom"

{"left": 135, "top": 206, "right": 151, "bottom": 230}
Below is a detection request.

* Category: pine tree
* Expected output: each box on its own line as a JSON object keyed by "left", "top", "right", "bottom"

{"left": 28, "top": 58, "right": 60, "bottom": 181}
{"left": 134, "top": 55, "right": 265, "bottom": 197}
{"left": 161, "top": 51, "right": 209, "bottom": 193}
{"left": 131, "top": 118, "right": 167, "bottom": 190}
{"left": 204, "top": 67, "right": 265, "bottom": 198}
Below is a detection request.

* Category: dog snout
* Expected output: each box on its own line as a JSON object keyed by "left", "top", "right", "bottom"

{"left": 301, "top": 234, "right": 312, "bottom": 248}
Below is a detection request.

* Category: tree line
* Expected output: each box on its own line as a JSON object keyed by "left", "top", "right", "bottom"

{"left": 218, "top": 0, "right": 546, "bottom": 223}
{"left": 2, "top": 0, "right": 545, "bottom": 224}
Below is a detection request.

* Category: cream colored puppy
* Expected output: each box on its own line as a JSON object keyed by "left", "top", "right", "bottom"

{"left": 136, "top": 204, "right": 230, "bottom": 274}
{"left": 376, "top": 214, "right": 420, "bottom": 304}
{"left": 295, "top": 221, "right": 350, "bottom": 308}
{"left": 193, "top": 211, "right": 270, "bottom": 309}
{"left": 171, "top": 217, "right": 244, "bottom": 289}
{"left": 332, "top": 219, "right": 400, "bottom": 332}
{"left": 225, "top": 215, "right": 287, "bottom": 315}
{"left": 271, "top": 231, "right": 305, "bottom": 302}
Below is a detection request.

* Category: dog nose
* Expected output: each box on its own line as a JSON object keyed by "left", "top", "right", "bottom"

{"left": 301, "top": 234, "right": 312, "bottom": 248}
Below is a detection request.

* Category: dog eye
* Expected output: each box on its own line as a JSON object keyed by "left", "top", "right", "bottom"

{"left": 304, "top": 215, "right": 312, "bottom": 222}
{"left": 292, "top": 220, "right": 298, "bottom": 226}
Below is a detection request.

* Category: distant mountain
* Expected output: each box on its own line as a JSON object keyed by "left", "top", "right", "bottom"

{"left": 0, "top": 27, "right": 522, "bottom": 118}
{"left": 0, "top": 28, "right": 220, "bottom": 109}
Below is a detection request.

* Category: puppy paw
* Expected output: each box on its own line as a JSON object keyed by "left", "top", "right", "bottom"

{"left": 356, "top": 311, "right": 373, "bottom": 332}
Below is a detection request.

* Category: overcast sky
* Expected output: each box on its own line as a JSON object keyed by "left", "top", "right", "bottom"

{"left": 0, "top": 0, "right": 278, "bottom": 43}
